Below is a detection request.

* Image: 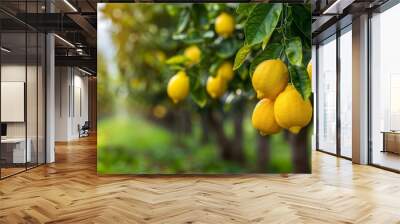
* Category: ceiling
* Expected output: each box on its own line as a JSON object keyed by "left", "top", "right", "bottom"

{"left": 0, "top": 0, "right": 97, "bottom": 74}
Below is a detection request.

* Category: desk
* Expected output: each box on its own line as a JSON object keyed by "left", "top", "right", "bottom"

{"left": 1, "top": 138, "right": 31, "bottom": 163}
{"left": 381, "top": 131, "right": 400, "bottom": 154}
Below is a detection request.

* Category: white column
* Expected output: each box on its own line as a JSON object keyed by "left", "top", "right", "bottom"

{"left": 352, "top": 14, "right": 369, "bottom": 164}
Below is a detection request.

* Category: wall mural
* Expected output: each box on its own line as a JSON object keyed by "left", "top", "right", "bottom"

{"left": 97, "top": 3, "right": 312, "bottom": 174}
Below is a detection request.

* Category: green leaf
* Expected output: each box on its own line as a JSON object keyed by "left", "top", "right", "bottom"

{"left": 244, "top": 4, "right": 282, "bottom": 46}
{"left": 191, "top": 89, "right": 207, "bottom": 108}
{"left": 236, "top": 3, "right": 256, "bottom": 15}
{"left": 261, "top": 35, "right": 271, "bottom": 50}
{"left": 192, "top": 4, "right": 208, "bottom": 29}
{"left": 285, "top": 37, "right": 303, "bottom": 66}
{"left": 203, "top": 30, "right": 214, "bottom": 39}
{"left": 166, "top": 55, "right": 189, "bottom": 65}
{"left": 249, "top": 43, "right": 283, "bottom": 75}
{"left": 177, "top": 9, "right": 190, "bottom": 33}
{"left": 209, "top": 60, "right": 223, "bottom": 76}
{"left": 233, "top": 44, "right": 251, "bottom": 70}
{"left": 288, "top": 64, "right": 311, "bottom": 99}
{"left": 291, "top": 5, "right": 311, "bottom": 41}
{"left": 215, "top": 39, "right": 240, "bottom": 59}
{"left": 188, "top": 73, "right": 207, "bottom": 108}
{"left": 173, "top": 31, "right": 203, "bottom": 44}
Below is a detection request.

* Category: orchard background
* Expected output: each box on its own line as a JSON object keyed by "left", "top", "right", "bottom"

{"left": 97, "top": 3, "right": 313, "bottom": 174}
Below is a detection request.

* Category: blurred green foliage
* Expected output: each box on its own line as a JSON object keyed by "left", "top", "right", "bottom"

{"left": 98, "top": 115, "right": 293, "bottom": 173}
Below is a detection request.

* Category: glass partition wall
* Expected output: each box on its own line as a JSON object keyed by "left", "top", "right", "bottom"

{"left": 370, "top": 3, "right": 400, "bottom": 171}
{"left": 317, "top": 35, "right": 337, "bottom": 155}
{"left": 316, "top": 26, "right": 353, "bottom": 159}
{"left": 0, "top": 2, "right": 46, "bottom": 179}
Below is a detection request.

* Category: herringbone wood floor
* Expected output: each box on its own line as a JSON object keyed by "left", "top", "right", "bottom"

{"left": 1, "top": 135, "right": 400, "bottom": 224}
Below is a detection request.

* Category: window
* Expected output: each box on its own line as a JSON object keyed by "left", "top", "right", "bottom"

{"left": 370, "top": 3, "right": 400, "bottom": 171}
{"left": 339, "top": 27, "right": 352, "bottom": 158}
{"left": 317, "top": 35, "right": 337, "bottom": 154}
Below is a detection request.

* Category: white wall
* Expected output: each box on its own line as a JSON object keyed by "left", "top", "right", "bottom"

{"left": 55, "top": 67, "right": 89, "bottom": 141}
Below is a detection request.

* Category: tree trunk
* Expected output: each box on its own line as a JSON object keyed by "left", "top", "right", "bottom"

{"left": 290, "top": 128, "right": 310, "bottom": 173}
{"left": 207, "top": 110, "right": 233, "bottom": 160}
{"left": 283, "top": 129, "right": 290, "bottom": 141}
{"left": 232, "top": 108, "right": 245, "bottom": 164}
{"left": 200, "top": 113, "right": 209, "bottom": 144}
{"left": 182, "top": 109, "right": 192, "bottom": 134}
{"left": 257, "top": 135, "right": 270, "bottom": 172}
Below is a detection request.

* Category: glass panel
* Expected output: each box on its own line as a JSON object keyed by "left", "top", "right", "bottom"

{"left": 27, "top": 31, "right": 38, "bottom": 169}
{"left": 317, "top": 36, "right": 337, "bottom": 154}
{"left": 339, "top": 28, "right": 352, "bottom": 158}
{"left": 371, "top": 4, "right": 400, "bottom": 171}
{"left": 38, "top": 32, "right": 45, "bottom": 165}
{"left": 1, "top": 30, "right": 27, "bottom": 177}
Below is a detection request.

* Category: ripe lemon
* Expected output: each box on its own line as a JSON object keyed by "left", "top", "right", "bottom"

{"left": 167, "top": 71, "right": 190, "bottom": 103}
{"left": 252, "top": 98, "right": 281, "bottom": 136}
{"left": 307, "top": 61, "right": 312, "bottom": 80}
{"left": 274, "top": 85, "right": 312, "bottom": 134}
{"left": 156, "top": 51, "right": 166, "bottom": 62}
{"left": 184, "top": 45, "right": 201, "bottom": 65}
{"left": 215, "top": 12, "right": 235, "bottom": 38}
{"left": 153, "top": 105, "right": 167, "bottom": 119}
{"left": 206, "top": 75, "right": 227, "bottom": 99}
{"left": 217, "top": 61, "right": 234, "bottom": 81}
{"left": 252, "top": 59, "right": 289, "bottom": 100}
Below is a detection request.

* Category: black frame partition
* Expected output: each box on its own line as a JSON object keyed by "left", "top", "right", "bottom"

{"left": 0, "top": 0, "right": 47, "bottom": 180}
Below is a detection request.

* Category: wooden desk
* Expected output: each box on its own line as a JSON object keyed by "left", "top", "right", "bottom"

{"left": 381, "top": 131, "right": 400, "bottom": 154}
{"left": 1, "top": 138, "right": 31, "bottom": 164}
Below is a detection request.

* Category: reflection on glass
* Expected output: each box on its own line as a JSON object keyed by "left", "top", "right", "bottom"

{"left": 1, "top": 32, "right": 27, "bottom": 177}
{"left": 339, "top": 28, "right": 352, "bottom": 158}
{"left": 318, "top": 36, "right": 337, "bottom": 154}
{"left": 371, "top": 4, "right": 400, "bottom": 171}
{"left": 38, "top": 33, "right": 46, "bottom": 165}
{"left": 27, "top": 31, "right": 38, "bottom": 169}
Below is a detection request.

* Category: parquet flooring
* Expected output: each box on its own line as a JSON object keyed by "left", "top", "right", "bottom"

{"left": 1, "top": 135, "right": 400, "bottom": 223}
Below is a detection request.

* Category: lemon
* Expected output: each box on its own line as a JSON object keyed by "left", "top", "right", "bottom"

{"left": 217, "top": 61, "right": 234, "bottom": 81}
{"left": 153, "top": 105, "right": 167, "bottom": 119}
{"left": 206, "top": 75, "right": 227, "bottom": 99}
{"left": 307, "top": 61, "right": 312, "bottom": 80}
{"left": 215, "top": 12, "right": 235, "bottom": 38}
{"left": 156, "top": 51, "right": 166, "bottom": 62}
{"left": 252, "top": 59, "right": 289, "bottom": 100}
{"left": 274, "top": 85, "right": 312, "bottom": 134}
{"left": 167, "top": 71, "right": 190, "bottom": 103}
{"left": 252, "top": 98, "right": 281, "bottom": 135}
{"left": 184, "top": 45, "right": 201, "bottom": 65}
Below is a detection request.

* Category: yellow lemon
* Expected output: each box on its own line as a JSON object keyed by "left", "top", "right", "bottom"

{"left": 307, "top": 61, "right": 312, "bottom": 80}
{"left": 274, "top": 85, "right": 312, "bottom": 134}
{"left": 153, "top": 105, "right": 167, "bottom": 119}
{"left": 217, "top": 61, "right": 234, "bottom": 81}
{"left": 184, "top": 45, "right": 201, "bottom": 65}
{"left": 251, "top": 98, "right": 281, "bottom": 136}
{"left": 206, "top": 75, "right": 227, "bottom": 99}
{"left": 252, "top": 59, "right": 289, "bottom": 100}
{"left": 130, "top": 78, "right": 141, "bottom": 89}
{"left": 167, "top": 71, "right": 190, "bottom": 103}
{"left": 215, "top": 12, "right": 235, "bottom": 38}
{"left": 156, "top": 51, "right": 166, "bottom": 62}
